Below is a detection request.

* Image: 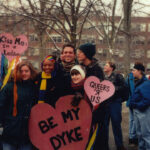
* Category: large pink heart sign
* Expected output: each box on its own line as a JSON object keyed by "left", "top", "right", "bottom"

{"left": 84, "top": 76, "right": 115, "bottom": 108}
{"left": 0, "top": 33, "right": 28, "bottom": 61}
{"left": 29, "top": 95, "right": 92, "bottom": 150}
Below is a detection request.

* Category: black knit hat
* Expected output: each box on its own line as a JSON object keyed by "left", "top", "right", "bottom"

{"left": 133, "top": 63, "right": 145, "bottom": 72}
{"left": 79, "top": 43, "right": 96, "bottom": 60}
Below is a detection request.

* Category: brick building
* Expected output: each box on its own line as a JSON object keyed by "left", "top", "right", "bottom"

{"left": 0, "top": 15, "right": 150, "bottom": 74}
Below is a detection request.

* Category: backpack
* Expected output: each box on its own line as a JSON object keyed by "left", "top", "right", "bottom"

{"left": 116, "top": 74, "right": 130, "bottom": 102}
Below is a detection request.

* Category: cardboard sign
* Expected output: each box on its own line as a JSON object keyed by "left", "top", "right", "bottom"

{"left": 0, "top": 33, "right": 28, "bottom": 61}
{"left": 29, "top": 95, "right": 92, "bottom": 150}
{"left": 84, "top": 76, "right": 115, "bottom": 108}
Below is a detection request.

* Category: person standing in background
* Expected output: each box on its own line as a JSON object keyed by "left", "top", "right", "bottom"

{"left": 126, "top": 72, "right": 138, "bottom": 145}
{"left": 130, "top": 62, "right": 150, "bottom": 150}
{"left": 103, "top": 61, "right": 127, "bottom": 150}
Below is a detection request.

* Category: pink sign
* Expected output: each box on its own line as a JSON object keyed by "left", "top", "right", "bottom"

{"left": 0, "top": 33, "right": 28, "bottom": 61}
{"left": 84, "top": 76, "right": 115, "bottom": 109}
{"left": 29, "top": 95, "right": 92, "bottom": 150}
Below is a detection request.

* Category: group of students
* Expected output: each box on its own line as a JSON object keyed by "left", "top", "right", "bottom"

{"left": 0, "top": 43, "right": 106, "bottom": 150}
{"left": 0, "top": 42, "right": 150, "bottom": 150}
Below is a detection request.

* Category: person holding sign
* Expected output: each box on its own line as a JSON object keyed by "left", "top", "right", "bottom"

{"left": 70, "top": 65, "right": 92, "bottom": 108}
{"left": 0, "top": 61, "right": 38, "bottom": 150}
{"left": 77, "top": 43, "right": 108, "bottom": 150}
{"left": 36, "top": 55, "right": 61, "bottom": 107}
{"left": 103, "top": 61, "right": 127, "bottom": 150}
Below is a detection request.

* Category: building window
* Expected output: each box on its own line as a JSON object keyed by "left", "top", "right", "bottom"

{"left": 130, "top": 63, "right": 134, "bottom": 69}
{"left": 148, "top": 24, "right": 150, "bottom": 32}
{"left": 29, "top": 34, "right": 39, "bottom": 42}
{"left": 49, "top": 36, "right": 62, "bottom": 43}
{"left": 132, "top": 36, "right": 145, "bottom": 45}
{"left": 131, "top": 23, "right": 146, "bottom": 32}
{"left": 147, "top": 63, "right": 150, "bottom": 71}
{"left": 130, "top": 49, "right": 144, "bottom": 58}
{"left": 115, "top": 36, "right": 125, "bottom": 45}
{"left": 28, "top": 48, "right": 40, "bottom": 56}
{"left": 147, "top": 50, "right": 150, "bottom": 58}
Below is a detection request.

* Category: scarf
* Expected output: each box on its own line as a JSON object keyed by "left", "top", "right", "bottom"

{"left": 62, "top": 61, "right": 76, "bottom": 72}
{"left": 38, "top": 72, "right": 51, "bottom": 103}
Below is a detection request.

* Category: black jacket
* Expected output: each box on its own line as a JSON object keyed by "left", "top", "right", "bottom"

{"left": 105, "top": 72, "right": 127, "bottom": 102}
{"left": 82, "top": 58, "right": 104, "bottom": 80}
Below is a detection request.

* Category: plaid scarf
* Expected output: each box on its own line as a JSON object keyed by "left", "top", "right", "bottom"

{"left": 62, "top": 61, "right": 76, "bottom": 72}
{"left": 38, "top": 72, "right": 51, "bottom": 103}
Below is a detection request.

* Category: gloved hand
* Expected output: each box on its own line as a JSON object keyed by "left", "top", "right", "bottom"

{"left": 71, "top": 92, "right": 83, "bottom": 107}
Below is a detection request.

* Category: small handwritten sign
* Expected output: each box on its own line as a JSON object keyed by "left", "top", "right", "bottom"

{"left": 84, "top": 76, "right": 115, "bottom": 109}
{"left": 0, "top": 33, "right": 28, "bottom": 61}
{"left": 29, "top": 95, "right": 92, "bottom": 150}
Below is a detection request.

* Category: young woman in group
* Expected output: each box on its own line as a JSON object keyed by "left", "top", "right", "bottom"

{"left": 0, "top": 61, "right": 38, "bottom": 150}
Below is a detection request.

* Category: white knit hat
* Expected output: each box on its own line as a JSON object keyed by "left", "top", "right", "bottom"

{"left": 70, "top": 65, "right": 86, "bottom": 79}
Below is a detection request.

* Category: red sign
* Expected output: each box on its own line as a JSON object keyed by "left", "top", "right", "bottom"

{"left": 84, "top": 76, "right": 115, "bottom": 109}
{"left": 0, "top": 33, "right": 28, "bottom": 61}
{"left": 29, "top": 95, "right": 92, "bottom": 150}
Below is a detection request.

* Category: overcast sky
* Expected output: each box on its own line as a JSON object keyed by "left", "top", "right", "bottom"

{"left": 6, "top": 0, "right": 150, "bottom": 17}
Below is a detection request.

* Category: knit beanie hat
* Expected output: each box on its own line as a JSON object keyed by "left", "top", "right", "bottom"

{"left": 133, "top": 63, "right": 145, "bottom": 72}
{"left": 70, "top": 65, "right": 86, "bottom": 79}
{"left": 79, "top": 43, "right": 96, "bottom": 60}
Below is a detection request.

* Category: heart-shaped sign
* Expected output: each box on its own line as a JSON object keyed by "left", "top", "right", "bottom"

{"left": 0, "top": 33, "right": 28, "bottom": 61}
{"left": 29, "top": 95, "right": 92, "bottom": 150}
{"left": 84, "top": 76, "right": 115, "bottom": 108}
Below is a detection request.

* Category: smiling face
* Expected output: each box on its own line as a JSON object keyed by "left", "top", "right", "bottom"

{"left": 62, "top": 46, "right": 76, "bottom": 63}
{"left": 20, "top": 65, "right": 31, "bottom": 80}
{"left": 42, "top": 59, "right": 55, "bottom": 75}
{"left": 71, "top": 70, "right": 84, "bottom": 84}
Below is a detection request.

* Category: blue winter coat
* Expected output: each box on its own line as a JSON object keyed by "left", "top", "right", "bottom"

{"left": 130, "top": 76, "right": 150, "bottom": 111}
{"left": 126, "top": 72, "right": 135, "bottom": 107}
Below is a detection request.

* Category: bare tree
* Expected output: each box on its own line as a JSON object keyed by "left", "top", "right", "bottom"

{"left": 0, "top": 0, "right": 92, "bottom": 54}
{"left": 85, "top": 0, "right": 125, "bottom": 62}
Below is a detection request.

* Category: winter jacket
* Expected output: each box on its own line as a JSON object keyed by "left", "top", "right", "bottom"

{"left": 36, "top": 72, "right": 61, "bottom": 107}
{"left": 126, "top": 72, "right": 135, "bottom": 107}
{"left": 105, "top": 72, "right": 127, "bottom": 102}
{"left": 0, "top": 80, "right": 37, "bottom": 146}
{"left": 130, "top": 76, "right": 149, "bottom": 111}
{"left": 81, "top": 58, "right": 104, "bottom": 80}
{"left": 56, "top": 62, "right": 75, "bottom": 97}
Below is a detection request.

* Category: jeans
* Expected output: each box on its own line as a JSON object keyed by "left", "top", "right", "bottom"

{"left": 134, "top": 107, "right": 150, "bottom": 150}
{"left": 104, "top": 99, "right": 123, "bottom": 147}
{"left": 129, "top": 108, "right": 137, "bottom": 139}
{"left": 3, "top": 142, "right": 32, "bottom": 150}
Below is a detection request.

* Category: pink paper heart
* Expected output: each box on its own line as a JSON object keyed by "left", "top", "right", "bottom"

{"left": 29, "top": 95, "right": 92, "bottom": 150}
{"left": 0, "top": 33, "right": 28, "bottom": 61}
{"left": 84, "top": 76, "right": 115, "bottom": 108}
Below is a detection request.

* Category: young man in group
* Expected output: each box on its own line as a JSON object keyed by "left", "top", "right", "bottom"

{"left": 77, "top": 43, "right": 109, "bottom": 150}
{"left": 103, "top": 61, "right": 127, "bottom": 150}
{"left": 130, "top": 62, "right": 150, "bottom": 150}
{"left": 57, "top": 44, "right": 77, "bottom": 97}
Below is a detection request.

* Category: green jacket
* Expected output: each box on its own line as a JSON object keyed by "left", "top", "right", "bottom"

{"left": 0, "top": 80, "right": 37, "bottom": 146}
